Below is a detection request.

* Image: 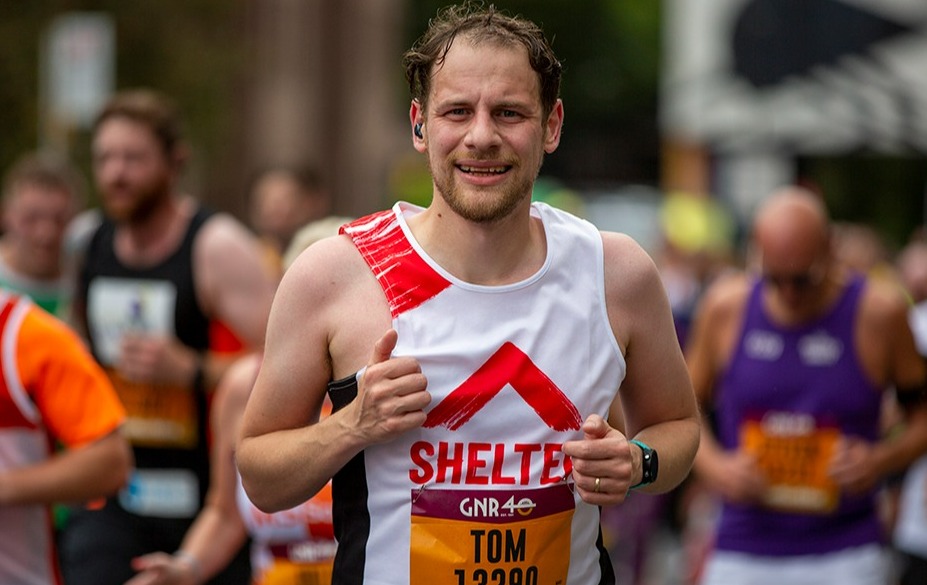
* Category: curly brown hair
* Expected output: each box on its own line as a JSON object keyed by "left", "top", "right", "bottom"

{"left": 403, "top": 2, "right": 562, "bottom": 120}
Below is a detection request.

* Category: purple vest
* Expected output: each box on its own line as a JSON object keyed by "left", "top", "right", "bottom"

{"left": 714, "top": 276, "right": 883, "bottom": 556}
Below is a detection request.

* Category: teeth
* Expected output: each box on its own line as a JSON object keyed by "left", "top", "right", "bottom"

{"left": 460, "top": 165, "right": 507, "bottom": 174}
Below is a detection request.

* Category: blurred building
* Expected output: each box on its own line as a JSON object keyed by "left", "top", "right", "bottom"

{"left": 660, "top": 0, "right": 927, "bottom": 240}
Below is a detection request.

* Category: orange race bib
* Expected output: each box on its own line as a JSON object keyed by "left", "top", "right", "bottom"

{"left": 740, "top": 412, "right": 840, "bottom": 514}
{"left": 261, "top": 555, "right": 334, "bottom": 585}
{"left": 106, "top": 367, "right": 198, "bottom": 449}
{"left": 410, "top": 484, "right": 574, "bottom": 585}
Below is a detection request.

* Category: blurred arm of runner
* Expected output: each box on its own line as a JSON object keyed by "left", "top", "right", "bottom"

{"left": 124, "top": 355, "right": 257, "bottom": 585}
{"left": 684, "top": 273, "right": 768, "bottom": 504}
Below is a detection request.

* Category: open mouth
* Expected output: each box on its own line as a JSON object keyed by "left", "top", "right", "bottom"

{"left": 457, "top": 164, "right": 511, "bottom": 175}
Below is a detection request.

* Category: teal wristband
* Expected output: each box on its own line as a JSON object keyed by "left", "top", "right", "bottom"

{"left": 629, "top": 439, "right": 658, "bottom": 490}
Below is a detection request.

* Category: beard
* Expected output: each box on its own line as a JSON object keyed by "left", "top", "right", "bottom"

{"left": 430, "top": 154, "right": 541, "bottom": 224}
{"left": 100, "top": 175, "right": 170, "bottom": 224}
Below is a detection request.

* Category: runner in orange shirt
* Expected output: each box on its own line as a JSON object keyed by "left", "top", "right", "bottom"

{"left": 0, "top": 289, "right": 131, "bottom": 584}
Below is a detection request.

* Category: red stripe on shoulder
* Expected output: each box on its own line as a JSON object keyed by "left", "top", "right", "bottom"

{"left": 341, "top": 210, "right": 451, "bottom": 317}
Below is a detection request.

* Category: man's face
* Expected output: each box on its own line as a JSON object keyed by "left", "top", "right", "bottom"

{"left": 250, "top": 173, "right": 317, "bottom": 251}
{"left": 92, "top": 117, "right": 173, "bottom": 223}
{"left": 2, "top": 184, "right": 74, "bottom": 279}
{"left": 415, "top": 39, "right": 563, "bottom": 223}
{"left": 760, "top": 238, "right": 829, "bottom": 316}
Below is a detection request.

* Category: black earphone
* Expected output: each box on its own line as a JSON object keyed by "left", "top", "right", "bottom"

{"left": 414, "top": 123, "right": 423, "bottom": 139}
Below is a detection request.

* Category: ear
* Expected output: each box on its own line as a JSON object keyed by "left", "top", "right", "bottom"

{"left": 543, "top": 99, "right": 564, "bottom": 154}
{"left": 410, "top": 100, "right": 426, "bottom": 153}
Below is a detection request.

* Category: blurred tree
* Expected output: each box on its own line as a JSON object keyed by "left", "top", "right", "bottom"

{"left": 0, "top": 0, "right": 246, "bottom": 210}
{"left": 800, "top": 155, "right": 927, "bottom": 251}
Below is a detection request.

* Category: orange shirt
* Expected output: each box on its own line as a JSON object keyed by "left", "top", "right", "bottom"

{"left": 0, "top": 292, "right": 125, "bottom": 584}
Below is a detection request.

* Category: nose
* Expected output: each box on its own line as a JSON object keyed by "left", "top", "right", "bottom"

{"left": 95, "top": 152, "right": 129, "bottom": 184}
{"left": 464, "top": 112, "right": 501, "bottom": 150}
{"left": 34, "top": 216, "right": 64, "bottom": 246}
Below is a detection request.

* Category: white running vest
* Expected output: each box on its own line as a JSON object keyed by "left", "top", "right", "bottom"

{"left": 339, "top": 202, "right": 626, "bottom": 585}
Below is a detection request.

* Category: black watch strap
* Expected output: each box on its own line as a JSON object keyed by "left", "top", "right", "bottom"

{"left": 629, "top": 439, "right": 658, "bottom": 490}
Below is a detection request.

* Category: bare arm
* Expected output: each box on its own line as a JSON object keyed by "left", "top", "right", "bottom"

{"left": 684, "top": 275, "right": 767, "bottom": 504}
{"left": 237, "top": 237, "right": 429, "bottom": 512}
{"left": 0, "top": 308, "right": 132, "bottom": 506}
{"left": 195, "top": 213, "right": 277, "bottom": 348}
{"left": 0, "top": 430, "right": 131, "bottom": 506}
{"left": 193, "top": 213, "right": 279, "bottom": 387}
{"left": 125, "top": 355, "right": 256, "bottom": 585}
{"left": 563, "top": 232, "right": 700, "bottom": 505}
{"left": 831, "top": 280, "right": 927, "bottom": 493}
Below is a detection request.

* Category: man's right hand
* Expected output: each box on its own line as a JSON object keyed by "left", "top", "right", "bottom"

{"left": 348, "top": 329, "right": 430, "bottom": 444}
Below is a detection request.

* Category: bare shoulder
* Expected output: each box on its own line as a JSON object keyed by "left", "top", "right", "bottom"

{"left": 600, "top": 231, "right": 655, "bottom": 274}
{"left": 858, "top": 274, "right": 911, "bottom": 326}
{"left": 195, "top": 212, "right": 261, "bottom": 256}
{"left": 697, "top": 270, "right": 752, "bottom": 321}
{"left": 281, "top": 233, "right": 372, "bottom": 297}
{"left": 684, "top": 270, "right": 751, "bottom": 385}
{"left": 600, "top": 232, "right": 674, "bottom": 352}
{"left": 271, "top": 232, "right": 389, "bottom": 378}
{"left": 600, "top": 231, "right": 663, "bottom": 297}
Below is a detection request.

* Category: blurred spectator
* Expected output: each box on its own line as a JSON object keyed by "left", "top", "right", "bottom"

{"left": 832, "top": 221, "right": 895, "bottom": 282}
{"left": 891, "top": 235, "right": 927, "bottom": 585}
{"left": 0, "top": 150, "right": 85, "bottom": 318}
{"left": 686, "top": 186, "right": 927, "bottom": 585}
{"left": 59, "top": 88, "right": 277, "bottom": 585}
{"left": 247, "top": 165, "right": 331, "bottom": 275}
{"left": 123, "top": 198, "right": 350, "bottom": 585}
{"left": 0, "top": 289, "right": 131, "bottom": 584}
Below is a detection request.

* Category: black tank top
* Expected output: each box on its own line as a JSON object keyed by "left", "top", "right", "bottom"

{"left": 77, "top": 207, "right": 213, "bottom": 508}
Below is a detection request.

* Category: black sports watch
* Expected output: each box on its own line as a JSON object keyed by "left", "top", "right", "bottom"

{"left": 629, "top": 439, "right": 658, "bottom": 490}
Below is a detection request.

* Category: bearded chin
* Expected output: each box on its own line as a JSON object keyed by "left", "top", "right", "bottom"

{"left": 104, "top": 180, "right": 170, "bottom": 224}
{"left": 430, "top": 158, "right": 542, "bottom": 224}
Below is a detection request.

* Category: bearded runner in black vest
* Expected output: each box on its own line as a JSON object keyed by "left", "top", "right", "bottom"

{"left": 60, "top": 88, "right": 277, "bottom": 585}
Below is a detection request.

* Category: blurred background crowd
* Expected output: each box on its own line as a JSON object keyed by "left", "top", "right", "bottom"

{"left": 1, "top": 1, "right": 927, "bottom": 584}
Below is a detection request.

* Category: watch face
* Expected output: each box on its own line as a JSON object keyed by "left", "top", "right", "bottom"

{"left": 647, "top": 448, "right": 658, "bottom": 483}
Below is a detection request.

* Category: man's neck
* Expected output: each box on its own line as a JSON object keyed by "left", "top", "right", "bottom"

{"left": 407, "top": 200, "right": 546, "bottom": 286}
{"left": 114, "top": 195, "right": 193, "bottom": 268}
{"left": 764, "top": 267, "right": 847, "bottom": 327}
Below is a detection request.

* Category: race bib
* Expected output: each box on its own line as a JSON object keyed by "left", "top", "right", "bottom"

{"left": 119, "top": 469, "right": 199, "bottom": 518}
{"left": 740, "top": 413, "right": 840, "bottom": 514}
{"left": 107, "top": 368, "right": 198, "bottom": 449}
{"left": 262, "top": 557, "right": 334, "bottom": 585}
{"left": 410, "top": 484, "right": 574, "bottom": 585}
